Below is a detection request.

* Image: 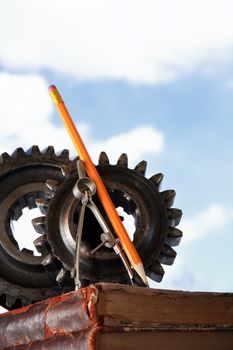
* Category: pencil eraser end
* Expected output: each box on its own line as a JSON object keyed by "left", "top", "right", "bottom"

{"left": 48, "top": 85, "right": 57, "bottom": 92}
{"left": 48, "top": 85, "right": 63, "bottom": 105}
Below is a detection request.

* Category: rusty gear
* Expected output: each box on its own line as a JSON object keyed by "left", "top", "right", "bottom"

{"left": 0, "top": 146, "right": 76, "bottom": 310}
{"left": 40, "top": 152, "right": 182, "bottom": 285}
{"left": 0, "top": 147, "right": 182, "bottom": 310}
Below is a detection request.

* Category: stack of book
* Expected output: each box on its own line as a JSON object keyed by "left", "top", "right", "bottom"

{"left": 0, "top": 283, "right": 232, "bottom": 349}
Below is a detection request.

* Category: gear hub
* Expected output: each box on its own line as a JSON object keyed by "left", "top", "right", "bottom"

{"left": 40, "top": 152, "right": 182, "bottom": 285}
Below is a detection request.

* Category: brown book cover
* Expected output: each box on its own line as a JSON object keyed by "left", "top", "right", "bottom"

{"left": 0, "top": 283, "right": 233, "bottom": 349}
{"left": 4, "top": 328, "right": 233, "bottom": 350}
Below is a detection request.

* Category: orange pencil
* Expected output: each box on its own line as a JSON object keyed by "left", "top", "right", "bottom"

{"left": 49, "top": 85, "right": 148, "bottom": 286}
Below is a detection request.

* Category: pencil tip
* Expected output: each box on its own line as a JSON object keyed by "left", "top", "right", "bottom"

{"left": 134, "top": 263, "right": 149, "bottom": 287}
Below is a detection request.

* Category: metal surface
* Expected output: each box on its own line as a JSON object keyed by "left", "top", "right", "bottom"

{"left": 87, "top": 199, "right": 135, "bottom": 283}
{"left": 42, "top": 152, "right": 182, "bottom": 285}
{"left": 0, "top": 146, "right": 77, "bottom": 310}
{"left": 0, "top": 146, "right": 182, "bottom": 310}
{"left": 73, "top": 160, "right": 96, "bottom": 289}
{"left": 73, "top": 192, "right": 88, "bottom": 289}
{"left": 73, "top": 160, "right": 134, "bottom": 287}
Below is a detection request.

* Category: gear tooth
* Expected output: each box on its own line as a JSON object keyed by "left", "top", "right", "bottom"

{"left": 46, "top": 179, "right": 59, "bottom": 193}
{"left": 42, "top": 146, "right": 55, "bottom": 157}
{"left": 35, "top": 198, "right": 50, "bottom": 215}
{"left": 61, "top": 164, "right": 73, "bottom": 177}
{"left": 117, "top": 153, "right": 128, "bottom": 167}
{"left": 160, "top": 190, "right": 176, "bottom": 208}
{"left": 70, "top": 155, "right": 78, "bottom": 162}
{"left": 27, "top": 194, "right": 36, "bottom": 209}
{"left": 11, "top": 206, "right": 23, "bottom": 221}
{"left": 32, "top": 216, "right": 46, "bottom": 234}
{"left": 26, "top": 145, "right": 41, "bottom": 156}
{"left": 19, "top": 196, "right": 27, "bottom": 208}
{"left": 21, "top": 248, "right": 34, "bottom": 255}
{"left": 129, "top": 199, "right": 137, "bottom": 215}
{"left": 42, "top": 253, "right": 55, "bottom": 266}
{"left": 146, "top": 261, "right": 164, "bottom": 282}
{"left": 167, "top": 208, "right": 182, "bottom": 227}
{"left": 33, "top": 235, "right": 48, "bottom": 254}
{"left": 56, "top": 268, "right": 68, "bottom": 283}
{"left": 6, "top": 295, "right": 16, "bottom": 308}
{"left": 166, "top": 227, "right": 183, "bottom": 247}
{"left": 11, "top": 147, "right": 26, "bottom": 159}
{"left": 158, "top": 245, "right": 177, "bottom": 265}
{"left": 134, "top": 160, "right": 147, "bottom": 176}
{"left": 149, "top": 173, "right": 164, "bottom": 189}
{"left": 0, "top": 152, "right": 11, "bottom": 164}
{"left": 33, "top": 234, "right": 47, "bottom": 246}
{"left": 98, "top": 151, "right": 109, "bottom": 165}
{"left": 56, "top": 149, "right": 70, "bottom": 159}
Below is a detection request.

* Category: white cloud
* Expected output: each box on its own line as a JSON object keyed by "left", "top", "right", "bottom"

{"left": 0, "top": 72, "right": 164, "bottom": 162}
{"left": 180, "top": 204, "right": 233, "bottom": 244}
{"left": 0, "top": 72, "right": 76, "bottom": 154}
{"left": 154, "top": 204, "right": 233, "bottom": 292}
{"left": 0, "top": 71, "right": 164, "bottom": 314}
{"left": 156, "top": 204, "right": 233, "bottom": 292}
{"left": 1, "top": 1, "right": 233, "bottom": 84}
{"left": 89, "top": 126, "right": 164, "bottom": 163}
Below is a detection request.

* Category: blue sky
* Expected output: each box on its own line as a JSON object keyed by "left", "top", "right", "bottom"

{"left": 0, "top": 0, "right": 233, "bottom": 312}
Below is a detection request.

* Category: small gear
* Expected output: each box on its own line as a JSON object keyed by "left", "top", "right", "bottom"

{"left": 0, "top": 146, "right": 77, "bottom": 310}
{"left": 38, "top": 152, "right": 182, "bottom": 285}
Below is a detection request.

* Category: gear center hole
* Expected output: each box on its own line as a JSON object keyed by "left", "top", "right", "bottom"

{"left": 116, "top": 206, "right": 135, "bottom": 241}
{"left": 11, "top": 207, "right": 43, "bottom": 256}
{"left": 79, "top": 189, "right": 138, "bottom": 251}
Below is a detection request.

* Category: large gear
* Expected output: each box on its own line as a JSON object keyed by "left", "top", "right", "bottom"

{"left": 37, "top": 152, "right": 182, "bottom": 286}
{"left": 0, "top": 146, "right": 182, "bottom": 310}
{"left": 0, "top": 146, "right": 77, "bottom": 310}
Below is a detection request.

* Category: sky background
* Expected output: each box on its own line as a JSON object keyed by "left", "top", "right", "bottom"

{"left": 0, "top": 0, "right": 233, "bottom": 313}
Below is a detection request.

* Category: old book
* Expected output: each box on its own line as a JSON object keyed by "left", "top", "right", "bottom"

{"left": 0, "top": 283, "right": 233, "bottom": 349}
{"left": 5, "top": 328, "right": 233, "bottom": 350}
